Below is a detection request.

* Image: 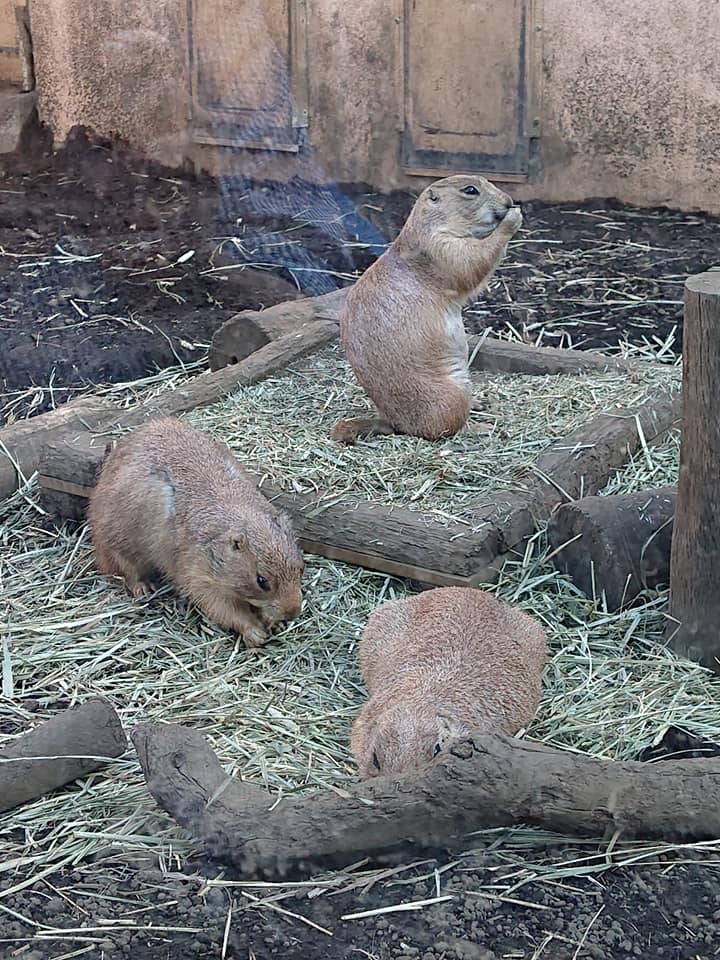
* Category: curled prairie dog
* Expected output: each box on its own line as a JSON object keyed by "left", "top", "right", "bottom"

{"left": 88, "top": 417, "right": 304, "bottom": 648}
{"left": 350, "top": 587, "right": 547, "bottom": 779}
{"left": 331, "top": 175, "right": 521, "bottom": 444}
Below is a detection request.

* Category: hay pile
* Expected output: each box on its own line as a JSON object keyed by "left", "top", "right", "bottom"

{"left": 1, "top": 416, "right": 719, "bottom": 895}
{"left": 185, "top": 343, "right": 680, "bottom": 523}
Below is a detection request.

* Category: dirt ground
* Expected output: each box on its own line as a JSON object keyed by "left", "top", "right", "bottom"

{"left": 2, "top": 844, "right": 720, "bottom": 960}
{"left": 3, "top": 124, "right": 720, "bottom": 959}
{"left": 1, "top": 120, "right": 718, "bottom": 425}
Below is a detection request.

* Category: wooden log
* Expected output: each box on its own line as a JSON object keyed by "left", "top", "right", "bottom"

{"left": 38, "top": 391, "right": 682, "bottom": 588}
{"left": 113, "top": 320, "right": 339, "bottom": 428}
{"left": 467, "top": 335, "right": 631, "bottom": 376}
{"left": 669, "top": 272, "right": 720, "bottom": 671}
{"left": 209, "top": 288, "right": 347, "bottom": 370}
{"left": 528, "top": 390, "right": 681, "bottom": 515}
{"left": 0, "top": 397, "right": 114, "bottom": 502}
{"left": 0, "top": 699, "right": 126, "bottom": 814}
{"left": 547, "top": 487, "right": 677, "bottom": 610}
{"left": 209, "top": 283, "right": 641, "bottom": 376}
{"left": 131, "top": 721, "right": 720, "bottom": 877}
{"left": 38, "top": 430, "right": 515, "bottom": 585}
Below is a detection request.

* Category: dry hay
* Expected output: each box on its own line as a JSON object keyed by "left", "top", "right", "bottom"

{"left": 184, "top": 343, "right": 681, "bottom": 524}
{"left": 2, "top": 413, "right": 720, "bottom": 900}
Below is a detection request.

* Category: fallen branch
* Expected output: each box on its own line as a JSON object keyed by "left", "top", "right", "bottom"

{"left": 131, "top": 721, "right": 720, "bottom": 878}
{"left": 0, "top": 699, "right": 126, "bottom": 814}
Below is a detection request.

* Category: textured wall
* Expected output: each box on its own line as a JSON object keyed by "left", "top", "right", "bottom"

{"left": 28, "top": 0, "right": 720, "bottom": 212}
{"left": 31, "top": 0, "right": 189, "bottom": 164}
{"left": 521, "top": 0, "right": 720, "bottom": 211}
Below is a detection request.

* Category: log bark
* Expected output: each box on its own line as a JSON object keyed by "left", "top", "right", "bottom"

{"left": 0, "top": 397, "right": 114, "bottom": 502}
{"left": 209, "top": 288, "right": 347, "bottom": 370}
{"left": 547, "top": 487, "right": 677, "bottom": 610}
{"left": 669, "top": 272, "right": 720, "bottom": 671}
{"left": 38, "top": 393, "right": 681, "bottom": 587}
{"left": 131, "top": 721, "right": 720, "bottom": 877}
{"left": 0, "top": 699, "right": 126, "bottom": 814}
{"left": 466, "top": 335, "right": 631, "bottom": 376}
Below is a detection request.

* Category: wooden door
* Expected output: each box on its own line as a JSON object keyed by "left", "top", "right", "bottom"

{"left": 402, "top": 0, "right": 542, "bottom": 179}
{"left": 189, "top": 0, "right": 308, "bottom": 152}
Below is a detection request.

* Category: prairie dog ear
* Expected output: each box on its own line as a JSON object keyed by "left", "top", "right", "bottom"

{"left": 427, "top": 187, "right": 439, "bottom": 203}
{"left": 436, "top": 712, "right": 454, "bottom": 741}
{"left": 230, "top": 531, "right": 249, "bottom": 553}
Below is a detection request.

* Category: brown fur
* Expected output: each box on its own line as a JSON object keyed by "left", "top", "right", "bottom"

{"left": 331, "top": 175, "right": 522, "bottom": 445}
{"left": 350, "top": 587, "right": 548, "bottom": 779}
{"left": 88, "top": 417, "right": 304, "bottom": 647}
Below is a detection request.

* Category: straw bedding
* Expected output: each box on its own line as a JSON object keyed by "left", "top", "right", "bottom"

{"left": 184, "top": 343, "right": 681, "bottom": 523}
{"left": 1, "top": 399, "right": 718, "bottom": 894}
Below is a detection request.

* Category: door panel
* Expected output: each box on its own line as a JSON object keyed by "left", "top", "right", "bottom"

{"left": 403, "top": 0, "right": 540, "bottom": 178}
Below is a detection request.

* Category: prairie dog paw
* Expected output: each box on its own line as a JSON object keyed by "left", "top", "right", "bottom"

{"left": 241, "top": 623, "right": 271, "bottom": 649}
{"left": 502, "top": 206, "right": 523, "bottom": 234}
{"left": 329, "top": 420, "right": 359, "bottom": 445}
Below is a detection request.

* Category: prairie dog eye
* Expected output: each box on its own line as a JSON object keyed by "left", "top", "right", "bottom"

{"left": 372, "top": 750, "right": 381, "bottom": 771}
{"left": 433, "top": 742, "right": 442, "bottom": 757}
{"left": 256, "top": 575, "right": 271, "bottom": 592}
{"left": 461, "top": 185, "right": 480, "bottom": 196}
{"left": 232, "top": 539, "right": 243, "bottom": 552}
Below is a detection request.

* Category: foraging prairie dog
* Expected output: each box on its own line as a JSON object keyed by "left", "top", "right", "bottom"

{"left": 331, "top": 175, "right": 521, "bottom": 444}
{"left": 88, "top": 417, "right": 304, "bottom": 648}
{"left": 351, "top": 587, "right": 547, "bottom": 779}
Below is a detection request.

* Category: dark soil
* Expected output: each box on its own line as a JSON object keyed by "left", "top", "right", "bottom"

{"left": 2, "top": 844, "right": 719, "bottom": 960}
{"left": 2, "top": 120, "right": 718, "bottom": 425}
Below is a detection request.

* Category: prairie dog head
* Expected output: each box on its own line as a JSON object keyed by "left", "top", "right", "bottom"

{"left": 351, "top": 700, "right": 471, "bottom": 780}
{"left": 208, "top": 510, "right": 304, "bottom": 626}
{"left": 407, "top": 174, "right": 517, "bottom": 242}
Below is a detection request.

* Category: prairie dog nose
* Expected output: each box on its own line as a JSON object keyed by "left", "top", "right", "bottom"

{"left": 494, "top": 196, "right": 515, "bottom": 220}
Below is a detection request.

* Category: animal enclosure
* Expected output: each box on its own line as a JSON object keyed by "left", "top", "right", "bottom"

{"left": 2, "top": 1, "right": 720, "bottom": 957}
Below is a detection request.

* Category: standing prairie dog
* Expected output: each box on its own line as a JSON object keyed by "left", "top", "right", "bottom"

{"left": 331, "top": 175, "right": 521, "bottom": 444}
{"left": 88, "top": 417, "right": 304, "bottom": 648}
{"left": 350, "top": 587, "right": 547, "bottom": 780}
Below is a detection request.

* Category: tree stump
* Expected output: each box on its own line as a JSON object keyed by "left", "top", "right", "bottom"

{"left": 668, "top": 272, "right": 720, "bottom": 671}
{"left": 548, "top": 487, "right": 676, "bottom": 610}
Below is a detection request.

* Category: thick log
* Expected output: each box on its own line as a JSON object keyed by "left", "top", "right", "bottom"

{"left": 209, "top": 288, "right": 347, "bottom": 370}
{"left": 0, "top": 397, "right": 114, "bottom": 501}
{"left": 38, "top": 392, "right": 682, "bottom": 587}
{"left": 547, "top": 487, "right": 677, "bottom": 610}
{"left": 467, "top": 335, "right": 630, "bottom": 376}
{"left": 0, "top": 699, "right": 126, "bottom": 814}
{"left": 528, "top": 390, "right": 681, "bottom": 515}
{"left": 669, "top": 273, "right": 720, "bottom": 671}
{"left": 132, "top": 721, "right": 720, "bottom": 877}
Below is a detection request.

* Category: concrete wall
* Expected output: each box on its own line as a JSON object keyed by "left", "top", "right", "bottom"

{"left": 27, "top": 0, "right": 720, "bottom": 213}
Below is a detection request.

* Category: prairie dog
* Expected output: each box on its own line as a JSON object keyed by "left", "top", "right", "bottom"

{"left": 331, "top": 175, "right": 521, "bottom": 444}
{"left": 88, "top": 417, "right": 304, "bottom": 648}
{"left": 350, "top": 587, "right": 547, "bottom": 779}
